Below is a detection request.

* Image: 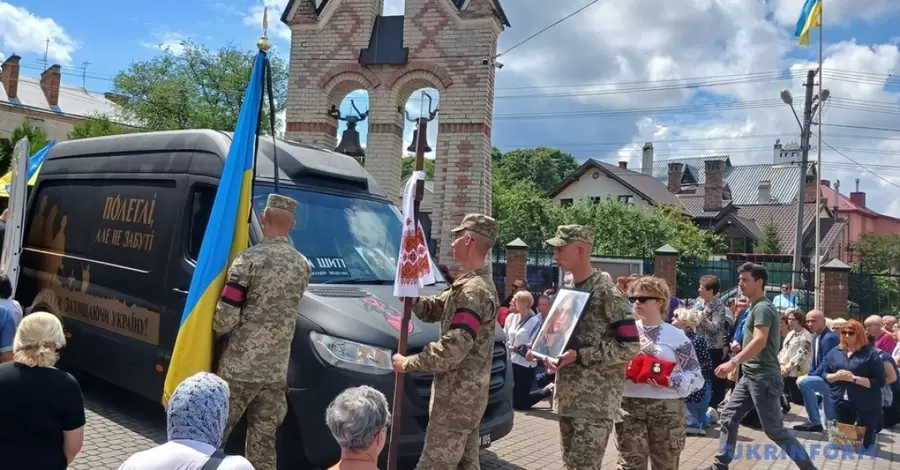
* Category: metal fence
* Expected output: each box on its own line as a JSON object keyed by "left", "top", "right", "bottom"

{"left": 848, "top": 272, "right": 900, "bottom": 316}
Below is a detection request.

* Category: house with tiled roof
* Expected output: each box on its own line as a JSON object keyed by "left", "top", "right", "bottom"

{"left": 819, "top": 178, "right": 900, "bottom": 262}
{"left": 637, "top": 141, "right": 845, "bottom": 259}
{"left": 545, "top": 158, "right": 685, "bottom": 211}
{"left": 0, "top": 54, "right": 125, "bottom": 142}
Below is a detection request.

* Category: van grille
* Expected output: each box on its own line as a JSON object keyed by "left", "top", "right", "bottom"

{"left": 306, "top": 286, "right": 370, "bottom": 298}
{"left": 408, "top": 342, "right": 507, "bottom": 403}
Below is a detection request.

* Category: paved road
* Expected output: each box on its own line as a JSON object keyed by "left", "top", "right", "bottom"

{"left": 76, "top": 374, "right": 900, "bottom": 470}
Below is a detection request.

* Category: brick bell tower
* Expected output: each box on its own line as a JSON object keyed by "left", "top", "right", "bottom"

{"left": 281, "top": 0, "right": 509, "bottom": 265}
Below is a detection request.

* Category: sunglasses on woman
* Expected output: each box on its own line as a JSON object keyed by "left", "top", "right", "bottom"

{"left": 841, "top": 330, "right": 855, "bottom": 336}
{"left": 628, "top": 296, "right": 661, "bottom": 304}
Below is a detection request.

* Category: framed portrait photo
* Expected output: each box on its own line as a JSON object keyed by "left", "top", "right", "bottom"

{"left": 530, "top": 288, "right": 591, "bottom": 364}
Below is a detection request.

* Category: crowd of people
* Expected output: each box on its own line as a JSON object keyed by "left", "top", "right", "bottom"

{"left": 0, "top": 201, "right": 898, "bottom": 470}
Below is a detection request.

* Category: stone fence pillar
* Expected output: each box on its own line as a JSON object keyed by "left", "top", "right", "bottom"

{"left": 654, "top": 244, "right": 679, "bottom": 295}
{"left": 504, "top": 238, "right": 528, "bottom": 299}
{"left": 820, "top": 259, "right": 851, "bottom": 318}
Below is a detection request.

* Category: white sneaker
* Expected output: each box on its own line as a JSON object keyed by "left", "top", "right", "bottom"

{"left": 686, "top": 427, "right": 700, "bottom": 435}
{"left": 707, "top": 407, "right": 720, "bottom": 424}
{"left": 544, "top": 383, "right": 556, "bottom": 394}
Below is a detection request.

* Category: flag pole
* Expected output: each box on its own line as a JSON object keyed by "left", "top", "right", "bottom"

{"left": 813, "top": 2, "right": 824, "bottom": 311}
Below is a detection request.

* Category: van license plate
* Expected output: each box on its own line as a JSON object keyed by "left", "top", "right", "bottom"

{"left": 479, "top": 434, "right": 491, "bottom": 448}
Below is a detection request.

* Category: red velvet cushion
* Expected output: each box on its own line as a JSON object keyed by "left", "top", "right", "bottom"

{"left": 639, "top": 356, "right": 677, "bottom": 386}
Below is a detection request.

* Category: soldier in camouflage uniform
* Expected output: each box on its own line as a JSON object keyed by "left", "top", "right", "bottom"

{"left": 391, "top": 213, "right": 500, "bottom": 470}
{"left": 213, "top": 193, "right": 311, "bottom": 470}
{"left": 540, "top": 225, "right": 640, "bottom": 470}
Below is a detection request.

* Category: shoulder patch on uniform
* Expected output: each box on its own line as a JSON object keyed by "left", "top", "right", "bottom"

{"left": 228, "top": 271, "right": 240, "bottom": 282}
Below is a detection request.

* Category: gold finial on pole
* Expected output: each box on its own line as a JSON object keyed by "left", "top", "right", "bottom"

{"left": 257, "top": 7, "right": 270, "bottom": 52}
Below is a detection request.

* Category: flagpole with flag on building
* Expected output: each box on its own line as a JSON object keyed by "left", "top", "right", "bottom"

{"left": 162, "top": 8, "right": 278, "bottom": 405}
{"left": 794, "top": 0, "right": 825, "bottom": 310}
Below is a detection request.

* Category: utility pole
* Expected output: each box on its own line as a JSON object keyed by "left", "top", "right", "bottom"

{"left": 791, "top": 69, "right": 817, "bottom": 287}
{"left": 39, "top": 38, "right": 51, "bottom": 70}
{"left": 81, "top": 61, "right": 92, "bottom": 89}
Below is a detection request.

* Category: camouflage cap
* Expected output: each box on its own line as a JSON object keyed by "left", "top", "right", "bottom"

{"left": 451, "top": 213, "right": 499, "bottom": 242}
{"left": 267, "top": 194, "right": 298, "bottom": 214}
{"left": 545, "top": 224, "right": 594, "bottom": 247}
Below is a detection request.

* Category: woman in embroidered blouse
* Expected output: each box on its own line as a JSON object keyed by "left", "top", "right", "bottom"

{"left": 778, "top": 308, "right": 812, "bottom": 406}
{"left": 615, "top": 276, "right": 704, "bottom": 470}
{"left": 819, "top": 320, "right": 885, "bottom": 452}
{"left": 672, "top": 307, "right": 716, "bottom": 435}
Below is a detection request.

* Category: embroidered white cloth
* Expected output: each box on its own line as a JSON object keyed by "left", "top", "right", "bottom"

{"left": 624, "top": 321, "right": 705, "bottom": 400}
{"left": 393, "top": 171, "right": 435, "bottom": 298}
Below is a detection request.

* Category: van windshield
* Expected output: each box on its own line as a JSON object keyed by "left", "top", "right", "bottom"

{"left": 252, "top": 185, "right": 445, "bottom": 285}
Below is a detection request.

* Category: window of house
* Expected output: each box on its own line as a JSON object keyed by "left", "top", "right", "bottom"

{"left": 617, "top": 195, "right": 634, "bottom": 204}
{"left": 187, "top": 185, "right": 217, "bottom": 261}
{"left": 560, "top": 198, "right": 573, "bottom": 207}
{"left": 590, "top": 197, "right": 602, "bottom": 204}
{"left": 730, "top": 236, "right": 748, "bottom": 254}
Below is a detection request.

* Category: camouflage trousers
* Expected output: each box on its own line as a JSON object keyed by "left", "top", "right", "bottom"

{"left": 222, "top": 380, "right": 288, "bottom": 470}
{"left": 614, "top": 397, "right": 685, "bottom": 470}
{"left": 416, "top": 424, "right": 480, "bottom": 470}
{"left": 559, "top": 416, "right": 613, "bottom": 470}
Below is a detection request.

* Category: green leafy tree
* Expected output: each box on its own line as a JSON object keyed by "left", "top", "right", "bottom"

{"left": 400, "top": 155, "right": 435, "bottom": 180}
{"left": 112, "top": 40, "right": 288, "bottom": 132}
{"left": 493, "top": 147, "right": 579, "bottom": 193}
{"left": 851, "top": 233, "right": 900, "bottom": 273}
{"left": 0, "top": 121, "right": 50, "bottom": 174}
{"left": 69, "top": 115, "right": 131, "bottom": 140}
{"left": 756, "top": 218, "right": 782, "bottom": 254}
{"left": 492, "top": 181, "right": 560, "bottom": 248}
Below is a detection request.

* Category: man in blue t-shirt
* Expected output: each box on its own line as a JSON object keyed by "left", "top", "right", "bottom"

{"left": 0, "top": 303, "right": 15, "bottom": 362}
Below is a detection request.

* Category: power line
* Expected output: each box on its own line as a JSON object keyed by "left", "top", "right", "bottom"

{"left": 495, "top": 0, "right": 600, "bottom": 58}
{"left": 820, "top": 139, "right": 900, "bottom": 190}
{"left": 822, "top": 123, "right": 900, "bottom": 133}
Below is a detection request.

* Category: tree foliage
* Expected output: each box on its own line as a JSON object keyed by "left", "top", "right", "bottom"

{"left": 756, "top": 218, "right": 782, "bottom": 254}
{"left": 401, "top": 155, "right": 435, "bottom": 180}
{"left": 112, "top": 40, "right": 288, "bottom": 132}
{"left": 851, "top": 233, "right": 900, "bottom": 273}
{"left": 68, "top": 115, "right": 131, "bottom": 140}
{"left": 0, "top": 121, "right": 50, "bottom": 174}
{"left": 493, "top": 147, "right": 579, "bottom": 193}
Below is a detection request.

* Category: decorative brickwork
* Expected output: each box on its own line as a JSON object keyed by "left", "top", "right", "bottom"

{"left": 820, "top": 259, "right": 851, "bottom": 319}
{"left": 654, "top": 244, "right": 679, "bottom": 294}
{"left": 504, "top": 239, "right": 528, "bottom": 299}
{"left": 282, "top": 0, "right": 505, "bottom": 265}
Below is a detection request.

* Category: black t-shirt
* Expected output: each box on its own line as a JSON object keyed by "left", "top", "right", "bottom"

{"left": 0, "top": 361, "right": 86, "bottom": 469}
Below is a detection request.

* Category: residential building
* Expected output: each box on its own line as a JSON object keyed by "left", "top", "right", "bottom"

{"left": 639, "top": 141, "right": 845, "bottom": 259}
{"left": 820, "top": 178, "right": 900, "bottom": 261}
{"left": 545, "top": 157, "right": 684, "bottom": 210}
{"left": 1, "top": 55, "right": 123, "bottom": 142}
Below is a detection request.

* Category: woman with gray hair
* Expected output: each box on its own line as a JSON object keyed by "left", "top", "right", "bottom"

{"left": 0, "top": 311, "right": 85, "bottom": 469}
{"left": 325, "top": 386, "right": 391, "bottom": 470}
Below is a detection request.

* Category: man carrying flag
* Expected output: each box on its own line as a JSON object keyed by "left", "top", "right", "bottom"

{"left": 391, "top": 213, "right": 499, "bottom": 470}
{"left": 214, "top": 193, "right": 311, "bottom": 470}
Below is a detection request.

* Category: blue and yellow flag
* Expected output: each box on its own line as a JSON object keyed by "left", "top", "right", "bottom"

{"left": 162, "top": 52, "right": 266, "bottom": 405}
{"left": 794, "top": 0, "right": 822, "bottom": 47}
{"left": 0, "top": 140, "right": 54, "bottom": 198}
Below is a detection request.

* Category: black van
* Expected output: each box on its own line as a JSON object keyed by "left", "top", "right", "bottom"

{"left": 16, "top": 129, "right": 513, "bottom": 469}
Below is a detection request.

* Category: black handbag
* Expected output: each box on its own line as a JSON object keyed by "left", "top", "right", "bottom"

{"left": 201, "top": 451, "right": 226, "bottom": 470}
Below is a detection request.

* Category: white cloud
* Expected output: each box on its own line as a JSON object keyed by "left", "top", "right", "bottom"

{"left": 141, "top": 31, "right": 190, "bottom": 55}
{"left": 493, "top": 0, "right": 900, "bottom": 215}
{"left": 244, "top": 0, "right": 291, "bottom": 42}
{"left": 0, "top": 2, "right": 78, "bottom": 65}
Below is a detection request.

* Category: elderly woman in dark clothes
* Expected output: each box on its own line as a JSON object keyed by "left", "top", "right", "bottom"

{"left": 819, "top": 319, "right": 886, "bottom": 451}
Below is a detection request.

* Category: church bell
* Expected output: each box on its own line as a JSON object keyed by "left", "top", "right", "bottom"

{"left": 407, "top": 130, "right": 432, "bottom": 153}
{"left": 335, "top": 127, "right": 365, "bottom": 158}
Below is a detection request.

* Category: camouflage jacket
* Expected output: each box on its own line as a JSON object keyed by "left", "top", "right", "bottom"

{"left": 402, "top": 266, "right": 499, "bottom": 431}
{"left": 555, "top": 269, "right": 640, "bottom": 419}
{"left": 213, "top": 236, "right": 311, "bottom": 384}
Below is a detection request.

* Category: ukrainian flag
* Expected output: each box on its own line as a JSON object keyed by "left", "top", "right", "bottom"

{"left": 794, "top": 0, "right": 822, "bottom": 47}
{"left": 0, "top": 141, "right": 54, "bottom": 198}
{"left": 162, "top": 51, "right": 267, "bottom": 405}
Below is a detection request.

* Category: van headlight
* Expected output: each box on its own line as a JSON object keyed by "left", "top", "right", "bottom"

{"left": 309, "top": 331, "right": 393, "bottom": 375}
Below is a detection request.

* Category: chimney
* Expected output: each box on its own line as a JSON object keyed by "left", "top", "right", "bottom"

{"left": 804, "top": 163, "right": 817, "bottom": 203}
{"left": 758, "top": 180, "right": 772, "bottom": 204}
{"left": 666, "top": 162, "right": 684, "bottom": 194}
{"left": 773, "top": 138, "right": 783, "bottom": 163}
{"left": 850, "top": 178, "right": 866, "bottom": 208}
{"left": 641, "top": 142, "right": 653, "bottom": 176}
{"left": 833, "top": 180, "right": 840, "bottom": 215}
{"left": 40, "top": 64, "right": 62, "bottom": 107}
{"left": 1, "top": 54, "right": 21, "bottom": 99}
{"left": 618, "top": 160, "right": 627, "bottom": 169}
{"left": 704, "top": 159, "right": 725, "bottom": 211}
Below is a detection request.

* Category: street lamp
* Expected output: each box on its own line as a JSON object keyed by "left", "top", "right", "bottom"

{"left": 781, "top": 89, "right": 803, "bottom": 132}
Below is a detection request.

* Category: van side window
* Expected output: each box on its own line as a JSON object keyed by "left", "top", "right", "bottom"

{"left": 187, "top": 186, "right": 216, "bottom": 261}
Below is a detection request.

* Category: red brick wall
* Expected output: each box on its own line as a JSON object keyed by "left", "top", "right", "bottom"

{"left": 654, "top": 253, "right": 677, "bottom": 295}
{"left": 820, "top": 265, "right": 850, "bottom": 318}
{"left": 504, "top": 247, "right": 527, "bottom": 299}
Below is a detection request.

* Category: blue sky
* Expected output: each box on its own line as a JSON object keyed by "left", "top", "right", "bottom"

{"left": 4, "top": 0, "right": 900, "bottom": 214}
